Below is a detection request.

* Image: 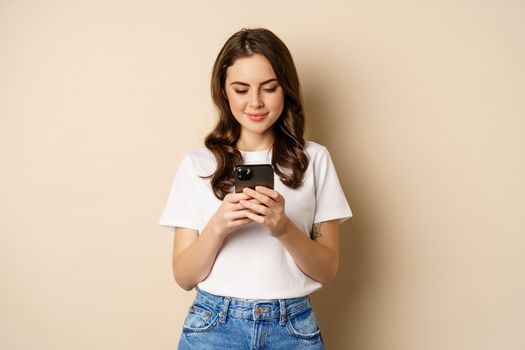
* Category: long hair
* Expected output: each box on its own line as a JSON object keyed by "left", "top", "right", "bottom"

{"left": 203, "top": 28, "right": 309, "bottom": 200}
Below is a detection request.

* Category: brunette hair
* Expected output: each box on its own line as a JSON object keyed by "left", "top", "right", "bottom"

{"left": 203, "top": 28, "right": 309, "bottom": 200}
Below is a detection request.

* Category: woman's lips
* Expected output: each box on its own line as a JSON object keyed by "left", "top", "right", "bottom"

{"left": 246, "top": 112, "right": 268, "bottom": 121}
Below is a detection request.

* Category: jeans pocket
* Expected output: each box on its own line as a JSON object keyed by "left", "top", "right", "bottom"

{"left": 286, "top": 307, "right": 321, "bottom": 339}
{"left": 182, "top": 302, "right": 219, "bottom": 333}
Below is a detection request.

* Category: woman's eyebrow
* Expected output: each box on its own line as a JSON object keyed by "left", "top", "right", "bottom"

{"left": 230, "top": 78, "right": 278, "bottom": 86}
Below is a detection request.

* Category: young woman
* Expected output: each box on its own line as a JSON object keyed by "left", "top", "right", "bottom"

{"left": 160, "top": 28, "right": 352, "bottom": 349}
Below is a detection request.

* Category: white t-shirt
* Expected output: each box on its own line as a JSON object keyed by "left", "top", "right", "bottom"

{"left": 159, "top": 140, "right": 352, "bottom": 299}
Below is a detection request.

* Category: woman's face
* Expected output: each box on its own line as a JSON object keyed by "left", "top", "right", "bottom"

{"left": 224, "top": 54, "right": 285, "bottom": 147}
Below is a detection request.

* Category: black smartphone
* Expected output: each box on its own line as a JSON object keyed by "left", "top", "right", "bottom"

{"left": 234, "top": 164, "right": 274, "bottom": 193}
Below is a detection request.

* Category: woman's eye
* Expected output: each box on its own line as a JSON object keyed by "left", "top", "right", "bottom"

{"left": 263, "top": 87, "right": 277, "bottom": 93}
{"left": 234, "top": 90, "right": 248, "bottom": 94}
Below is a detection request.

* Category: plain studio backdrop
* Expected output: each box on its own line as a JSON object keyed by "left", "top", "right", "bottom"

{"left": 1, "top": 1, "right": 524, "bottom": 349}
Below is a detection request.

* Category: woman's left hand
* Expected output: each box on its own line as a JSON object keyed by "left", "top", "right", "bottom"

{"left": 239, "top": 186, "right": 289, "bottom": 237}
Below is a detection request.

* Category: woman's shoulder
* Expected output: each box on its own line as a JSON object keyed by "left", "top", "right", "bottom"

{"left": 304, "top": 140, "right": 329, "bottom": 158}
{"left": 182, "top": 146, "right": 217, "bottom": 176}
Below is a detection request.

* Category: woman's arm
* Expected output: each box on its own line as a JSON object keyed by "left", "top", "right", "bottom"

{"left": 240, "top": 186, "right": 341, "bottom": 284}
{"left": 172, "top": 192, "right": 256, "bottom": 291}
{"left": 172, "top": 225, "right": 226, "bottom": 291}
{"left": 276, "top": 219, "right": 340, "bottom": 284}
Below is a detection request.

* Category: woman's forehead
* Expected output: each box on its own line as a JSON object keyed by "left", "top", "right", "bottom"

{"left": 225, "top": 54, "right": 277, "bottom": 84}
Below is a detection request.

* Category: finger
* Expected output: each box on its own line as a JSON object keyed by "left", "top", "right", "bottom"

{"left": 246, "top": 198, "right": 263, "bottom": 205}
{"left": 229, "top": 198, "right": 262, "bottom": 211}
{"left": 225, "top": 192, "right": 252, "bottom": 203}
{"left": 240, "top": 199, "right": 269, "bottom": 216}
{"left": 255, "top": 186, "right": 282, "bottom": 201}
{"left": 242, "top": 187, "right": 272, "bottom": 207}
{"left": 244, "top": 211, "right": 265, "bottom": 224}
{"left": 229, "top": 203, "right": 249, "bottom": 211}
{"left": 226, "top": 210, "right": 255, "bottom": 221}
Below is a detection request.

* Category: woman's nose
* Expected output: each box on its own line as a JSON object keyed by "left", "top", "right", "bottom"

{"left": 249, "top": 91, "right": 264, "bottom": 108}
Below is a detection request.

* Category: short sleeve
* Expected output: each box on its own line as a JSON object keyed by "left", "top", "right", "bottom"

{"left": 159, "top": 155, "right": 200, "bottom": 230}
{"left": 313, "top": 148, "right": 353, "bottom": 224}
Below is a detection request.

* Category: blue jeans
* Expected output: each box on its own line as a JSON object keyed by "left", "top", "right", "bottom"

{"left": 178, "top": 287, "right": 325, "bottom": 349}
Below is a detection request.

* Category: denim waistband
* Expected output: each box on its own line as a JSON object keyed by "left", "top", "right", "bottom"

{"left": 194, "top": 287, "right": 312, "bottom": 325}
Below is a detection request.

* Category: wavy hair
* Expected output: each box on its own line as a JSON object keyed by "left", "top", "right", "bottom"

{"left": 203, "top": 28, "right": 309, "bottom": 200}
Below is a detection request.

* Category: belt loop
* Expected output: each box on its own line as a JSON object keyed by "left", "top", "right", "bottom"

{"left": 279, "top": 299, "right": 287, "bottom": 326}
{"left": 219, "top": 296, "right": 231, "bottom": 324}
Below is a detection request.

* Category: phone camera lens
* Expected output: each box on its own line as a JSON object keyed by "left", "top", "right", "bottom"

{"left": 236, "top": 167, "right": 252, "bottom": 181}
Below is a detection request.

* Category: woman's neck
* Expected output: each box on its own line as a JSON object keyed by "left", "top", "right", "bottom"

{"left": 236, "top": 134, "right": 274, "bottom": 152}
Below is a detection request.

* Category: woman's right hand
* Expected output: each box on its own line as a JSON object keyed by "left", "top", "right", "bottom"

{"left": 209, "top": 192, "right": 261, "bottom": 237}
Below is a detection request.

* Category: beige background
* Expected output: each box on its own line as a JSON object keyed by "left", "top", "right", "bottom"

{"left": 1, "top": 1, "right": 524, "bottom": 349}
